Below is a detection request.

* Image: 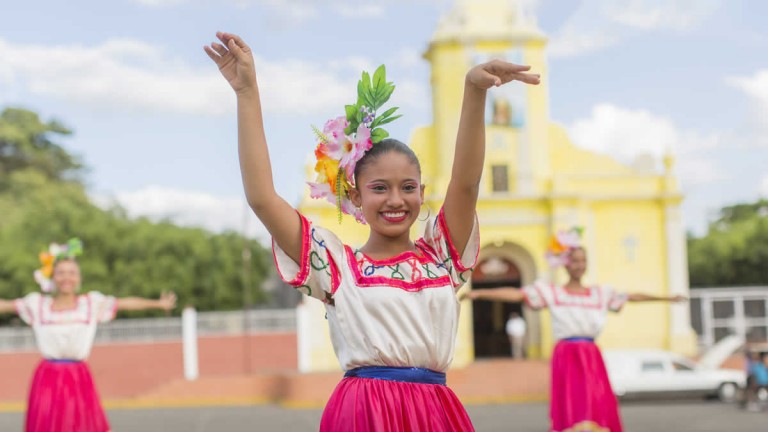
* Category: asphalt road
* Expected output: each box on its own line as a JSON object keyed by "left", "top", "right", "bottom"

{"left": 0, "top": 400, "right": 765, "bottom": 431}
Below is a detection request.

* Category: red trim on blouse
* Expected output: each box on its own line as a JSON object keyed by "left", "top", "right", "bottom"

{"left": 436, "top": 208, "right": 479, "bottom": 273}
{"left": 328, "top": 249, "right": 341, "bottom": 296}
{"left": 271, "top": 213, "right": 312, "bottom": 287}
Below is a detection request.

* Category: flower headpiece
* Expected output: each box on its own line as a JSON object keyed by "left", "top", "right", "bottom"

{"left": 33, "top": 238, "right": 83, "bottom": 292}
{"left": 545, "top": 227, "right": 583, "bottom": 268}
{"left": 307, "top": 65, "right": 401, "bottom": 224}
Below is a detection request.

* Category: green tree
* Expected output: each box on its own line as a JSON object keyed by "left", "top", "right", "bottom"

{"left": 688, "top": 199, "right": 768, "bottom": 287}
{"left": 0, "top": 108, "right": 82, "bottom": 187}
{"left": 0, "top": 106, "right": 274, "bottom": 319}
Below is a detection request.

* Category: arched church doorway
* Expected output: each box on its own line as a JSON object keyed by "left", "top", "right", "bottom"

{"left": 471, "top": 256, "right": 524, "bottom": 358}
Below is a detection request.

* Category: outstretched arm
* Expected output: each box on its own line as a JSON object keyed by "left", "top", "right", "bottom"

{"left": 116, "top": 291, "right": 177, "bottom": 312}
{"left": 460, "top": 288, "right": 526, "bottom": 303}
{"left": 442, "top": 61, "right": 540, "bottom": 255}
{"left": 204, "top": 32, "right": 302, "bottom": 264}
{"left": 0, "top": 299, "right": 17, "bottom": 314}
{"left": 627, "top": 293, "right": 687, "bottom": 303}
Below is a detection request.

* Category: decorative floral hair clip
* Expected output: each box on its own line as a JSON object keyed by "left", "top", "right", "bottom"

{"left": 307, "top": 65, "right": 401, "bottom": 224}
{"left": 33, "top": 238, "right": 83, "bottom": 292}
{"left": 545, "top": 227, "right": 583, "bottom": 268}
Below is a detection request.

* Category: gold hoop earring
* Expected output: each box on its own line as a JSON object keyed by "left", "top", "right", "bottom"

{"left": 418, "top": 203, "right": 432, "bottom": 222}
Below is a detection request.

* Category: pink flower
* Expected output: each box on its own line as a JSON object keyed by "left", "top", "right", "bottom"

{"left": 318, "top": 116, "right": 349, "bottom": 159}
{"left": 340, "top": 123, "right": 372, "bottom": 184}
{"left": 307, "top": 182, "right": 333, "bottom": 201}
{"left": 340, "top": 198, "right": 366, "bottom": 224}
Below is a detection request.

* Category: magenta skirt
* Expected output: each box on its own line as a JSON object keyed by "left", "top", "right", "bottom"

{"left": 320, "top": 374, "right": 474, "bottom": 431}
{"left": 25, "top": 359, "right": 110, "bottom": 432}
{"left": 550, "top": 339, "right": 623, "bottom": 432}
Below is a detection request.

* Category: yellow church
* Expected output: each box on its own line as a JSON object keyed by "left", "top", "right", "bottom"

{"left": 295, "top": 0, "right": 697, "bottom": 371}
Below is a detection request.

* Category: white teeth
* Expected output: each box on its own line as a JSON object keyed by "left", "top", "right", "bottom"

{"left": 383, "top": 212, "right": 406, "bottom": 218}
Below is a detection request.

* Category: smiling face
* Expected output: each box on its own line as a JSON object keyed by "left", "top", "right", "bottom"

{"left": 564, "top": 247, "right": 588, "bottom": 281}
{"left": 349, "top": 150, "right": 424, "bottom": 241}
{"left": 51, "top": 259, "right": 81, "bottom": 295}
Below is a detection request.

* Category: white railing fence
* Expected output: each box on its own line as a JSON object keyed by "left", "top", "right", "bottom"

{"left": 0, "top": 308, "right": 296, "bottom": 353}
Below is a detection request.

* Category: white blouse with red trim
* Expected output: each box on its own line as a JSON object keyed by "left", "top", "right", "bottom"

{"left": 14, "top": 291, "right": 117, "bottom": 360}
{"left": 523, "top": 282, "right": 628, "bottom": 341}
{"left": 273, "top": 208, "right": 479, "bottom": 372}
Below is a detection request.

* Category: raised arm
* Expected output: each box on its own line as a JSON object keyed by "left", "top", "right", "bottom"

{"left": 0, "top": 299, "right": 17, "bottom": 314}
{"left": 627, "top": 293, "right": 687, "bottom": 303}
{"left": 460, "top": 287, "right": 526, "bottom": 303}
{"left": 204, "top": 32, "right": 302, "bottom": 263}
{"left": 116, "top": 291, "right": 177, "bottom": 312}
{"left": 442, "top": 61, "right": 540, "bottom": 254}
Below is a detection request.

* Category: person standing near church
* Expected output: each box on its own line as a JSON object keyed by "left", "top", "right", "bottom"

{"left": 505, "top": 311, "right": 526, "bottom": 359}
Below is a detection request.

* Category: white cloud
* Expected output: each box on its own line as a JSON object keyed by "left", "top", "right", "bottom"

{"left": 131, "top": 0, "right": 438, "bottom": 22}
{"left": 95, "top": 186, "right": 270, "bottom": 241}
{"left": 133, "top": 0, "right": 185, "bottom": 6}
{"left": 0, "top": 38, "right": 426, "bottom": 117}
{"left": 727, "top": 69, "right": 768, "bottom": 136}
{"left": 0, "top": 38, "right": 230, "bottom": 116}
{"left": 604, "top": 0, "right": 721, "bottom": 31}
{"left": 548, "top": 26, "right": 619, "bottom": 59}
{"left": 334, "top": 3, "right": 386, "bottom": 18}
{"left": 568, "top": 103, "right": 723, "bottom": 186}
{"left": 549, "top": 0, "right": 722, "bottom": 58}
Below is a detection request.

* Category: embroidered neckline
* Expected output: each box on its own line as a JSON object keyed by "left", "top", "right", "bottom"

{"left": 560, "top": 285, "right": 593, "bottom": 297}
{"left": 353, "top": 244, "right": 429, "bottom": 266}
{"left": 46, "top": 295, "right": 84, "bottom": 313}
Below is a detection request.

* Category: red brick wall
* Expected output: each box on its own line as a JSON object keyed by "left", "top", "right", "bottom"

{"left": 0, "top": 332, "right": 297, "bottom": 401}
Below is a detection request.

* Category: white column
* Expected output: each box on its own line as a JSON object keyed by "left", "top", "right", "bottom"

{"left": 182, "top": 306, "right": 199, "bottom": 381}
{"left": 296, "top": 299, "right": 311, "bottom": 373}
{"left": 665, "top": 205, "right": 691, "bottom": 336}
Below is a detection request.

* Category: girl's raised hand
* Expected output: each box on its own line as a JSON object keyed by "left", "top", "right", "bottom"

{"left": 204, "top": 32, "right": 257, "bottom": 96}
{"left": 466, "top": 59, "right": 540, "bottom": 90}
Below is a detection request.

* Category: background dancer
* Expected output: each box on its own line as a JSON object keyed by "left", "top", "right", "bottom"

{"left": 462, "top": 228, "right": 685, "bottom": 432}
{"left": 0, "top": 238, "right": 177, "bottom": 432}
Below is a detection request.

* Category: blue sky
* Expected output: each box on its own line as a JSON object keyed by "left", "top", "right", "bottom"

{"left": 1, "top": 0, "right": 766, "bottom": 240}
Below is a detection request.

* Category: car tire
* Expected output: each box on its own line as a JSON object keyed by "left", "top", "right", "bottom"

{"left": 717, "top": 382, "right": 738, "bottom": 403}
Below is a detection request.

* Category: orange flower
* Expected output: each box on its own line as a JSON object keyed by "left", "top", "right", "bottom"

{"left": 314, "top": 156, "right": 340, "bottom": 193}
{"left": 38, "top": 252, "right": 55, "bottom": 278}
{"left": 548, "top": 236, "right": 567, "bottom": 255}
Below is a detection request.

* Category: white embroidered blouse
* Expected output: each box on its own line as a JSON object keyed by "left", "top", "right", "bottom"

{"left": 523, "top": 282, "right": 628, "bottom": 341}
{"left": 14, "top": 291, "right": 117, "bottom": 361}
{"left": 273, "top": 209, "right": 479, "bottom": 372}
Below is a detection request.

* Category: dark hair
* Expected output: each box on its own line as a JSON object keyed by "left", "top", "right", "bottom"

{"left": 353, "top": 138, "right": 421, "bottom": 184}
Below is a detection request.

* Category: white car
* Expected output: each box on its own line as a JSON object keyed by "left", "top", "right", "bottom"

{"left": 603, "top": 335, "right": 747, "bottom": 402}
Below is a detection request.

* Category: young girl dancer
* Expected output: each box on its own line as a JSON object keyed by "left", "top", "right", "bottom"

{"left": 0, "top": 238, "right": 177, "bottom": 432}
{"left": 462, "top": 228, "right": 685, "bottom": 432}
{"left": 204, "top": 31, "right": 539, "bottom": 431}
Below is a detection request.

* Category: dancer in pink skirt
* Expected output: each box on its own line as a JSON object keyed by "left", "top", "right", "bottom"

{"left": 204, "top": 32, "right": 539, "bottom": 431}
{"left": 0, "top": 238, "right": 177, "bottom": 432}
{"left": 462, "top": 228, "right": 685, "bottom": 432}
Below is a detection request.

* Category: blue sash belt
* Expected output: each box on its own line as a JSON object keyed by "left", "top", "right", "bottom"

{"left": 563, "top": 337, "right": 594, "bottom": 343}
{"left": 45, "top": 359, "right": 82, "bottom": 364}
{"left": 344, "top": 366, "right": 446, "bottom": 385}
